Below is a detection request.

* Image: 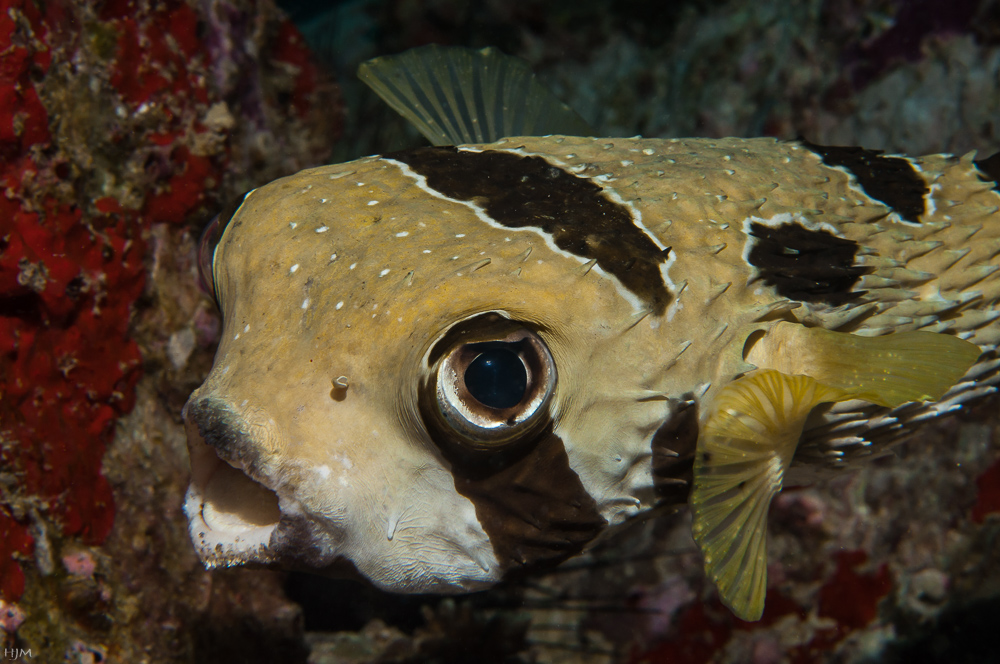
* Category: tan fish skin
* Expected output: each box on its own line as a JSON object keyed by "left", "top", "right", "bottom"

{"left": 182, "top": 135, "right": 1000, "bottom": 607}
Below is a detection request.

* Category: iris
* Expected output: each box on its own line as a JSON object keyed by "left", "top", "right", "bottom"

{"left": 465, "top": 348, "right": 527, "bottom": 409}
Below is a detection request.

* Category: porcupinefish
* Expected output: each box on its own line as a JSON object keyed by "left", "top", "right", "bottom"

{"left": 183, "top": 45, "right": 1000, "bottom": 621}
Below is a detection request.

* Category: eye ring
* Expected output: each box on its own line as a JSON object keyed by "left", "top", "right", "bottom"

{"left": 423, "top": 315, "right": 557, "bottom": 453}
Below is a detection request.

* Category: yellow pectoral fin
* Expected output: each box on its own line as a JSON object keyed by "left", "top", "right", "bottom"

{"left": 691, "top": 370, "right": 848, "bottom": 621}
{"left": 697, "top": 327, "right": 981, "bottom": 621}
{"left": 748, "top": 322, "right": 982, "bottom": 408}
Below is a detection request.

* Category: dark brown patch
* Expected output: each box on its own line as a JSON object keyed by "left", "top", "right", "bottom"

{"left": 801, "top": 140, "right": 928, "bottom": 224}
{"left": 650, "top": 400, "right": 699, "bottom": 506}
{"left": 746, "top": 222, "right": 873, "bottom": 305}
{"left": 440, "top": 426, "right": 607, "bottom": 572}
{"left": 387, "top": 146, "right": 671, "bottom": 315}
{"left": 975, "top": 152, "right": 1000, "bottom": 192}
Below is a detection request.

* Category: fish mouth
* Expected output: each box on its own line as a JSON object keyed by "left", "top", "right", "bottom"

{"left": 182, "top": 397, "right": 351, "bottom": 574}
{"left": 183, "top": 424, "right": 283, "bottom": 568}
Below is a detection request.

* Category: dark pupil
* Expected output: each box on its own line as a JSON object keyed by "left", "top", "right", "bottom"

{"left": 464, "top": 348, "right": 527, "bottom": 410}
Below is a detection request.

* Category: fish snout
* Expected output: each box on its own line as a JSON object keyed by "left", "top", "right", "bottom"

{"left": 182, "top": 397, "right": 346, "bottom": 572}
{"left": 182, "top": 395, "right": 284, "bottom": 567}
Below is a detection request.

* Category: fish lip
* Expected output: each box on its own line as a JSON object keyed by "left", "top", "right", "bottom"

{"left": 182, "top": 397, "right": 348, "bottom": 571}
{"left": 183, "top": 426, "right": 283, "bottom": 568}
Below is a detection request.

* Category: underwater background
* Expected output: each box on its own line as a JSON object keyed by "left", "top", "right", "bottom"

{"left": 1, "top": 0, "right": 1000, "bottom": 662}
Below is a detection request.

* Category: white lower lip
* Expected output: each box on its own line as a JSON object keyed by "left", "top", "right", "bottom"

{"left": 184, "top": 437, "right": 282, "bottom": 567}
{"left": 184, "top": 482, "right": 279, "bottom": 568}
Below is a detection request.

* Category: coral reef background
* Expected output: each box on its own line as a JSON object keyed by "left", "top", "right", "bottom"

{"left": 2, "top": 0, "right": 1000, "bottom": 662}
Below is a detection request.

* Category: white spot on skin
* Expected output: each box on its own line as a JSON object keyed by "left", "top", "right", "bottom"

{"left": 349, "top": 263, "right": 357, "bottom": 270}
{"left": 330, "top": 253, "right": 338, "bottom": 262}
{"left": 455, "top": 233, "right": 466, "bottom": 238}
{"left": 621, "top": 160, "right": 634, "bottom": 167}
{"left": 316, "top": 465, "right": 331, "bottom": 479}
{"left": 320, "top": 198, "right": 328, "bottom": 203}
{"left": 302, "top": 298, "right": 310, "bottom": 309}
{"left": 422, "top": 249, "right": 431, "bottom": 254}
{"left": 289, "top": 222, "right": 297, "bottom": 229}
{"left": 223, "top": 365, "right": 230, "bottom": 374}
{"left": 379, "top": 269, "right": 390, "bottom": 277}
{"left": 642, "top": 148, "right": 655, "bottom": 155}
{"left": 234, "top": 333, "right": 240, "bottom": 340}
{"left": 336, "top": 301, "right": 344, "bottom": 310}
{"left": 316, "top": 226, "right": 329, "bottom": 233}
{"left": 368, "top": 200, "right": 379, "bottom": 206}
{"left": 396, "top": 231, "right": 409, "bottom": 237}
{"left": 244, "top": 324, "right": 250, "bottom": 333}
{"left": 290, "top": 264, "right": 299, "bottom": 274}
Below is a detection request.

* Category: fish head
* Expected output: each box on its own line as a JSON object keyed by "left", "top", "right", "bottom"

{"left": 183, "top": 152, "right": 679, "bottom": 593}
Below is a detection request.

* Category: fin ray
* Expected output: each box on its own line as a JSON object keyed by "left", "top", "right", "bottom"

{"left": 692, "top": 371, "right": 846, "bottom": 621}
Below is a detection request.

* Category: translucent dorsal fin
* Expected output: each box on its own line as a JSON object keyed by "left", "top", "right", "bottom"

{"left": 358, "top": 44, "right": 593, "bottom": 146}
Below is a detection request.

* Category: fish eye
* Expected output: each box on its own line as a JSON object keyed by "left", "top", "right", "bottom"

{"left": 424, "top": 314, "right": 556, "bottom": 453}
{"left": 198, "top": 190, "right": 252, "bottom": 306}
{"left": 197, "top": 214, "right": 222, "bottom": 301}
